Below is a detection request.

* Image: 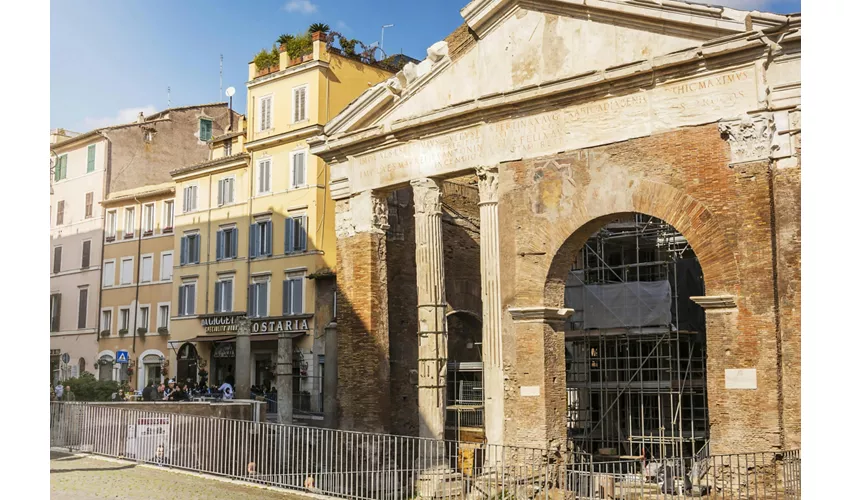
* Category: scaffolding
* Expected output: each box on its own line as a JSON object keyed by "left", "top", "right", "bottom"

{"left": 565, "top": 214, "right": 709, "bottom": 461}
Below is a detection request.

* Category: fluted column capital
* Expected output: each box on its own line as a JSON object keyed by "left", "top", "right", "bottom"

{"left": 475, "top": 165, "right": 499, "bottom": 204}
{"left": 410, "top": 178, "right": 442, "bottom": 216}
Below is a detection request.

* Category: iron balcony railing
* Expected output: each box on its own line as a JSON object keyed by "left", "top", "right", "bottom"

{"left": 50, "top": 402, "right": 800, "bottom": 499}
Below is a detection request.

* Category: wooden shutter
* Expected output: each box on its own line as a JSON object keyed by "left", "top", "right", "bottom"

{"left": 53, "top": 246, "right": 62, "bottom": 274}
{"left": 77, "top": 288, "right": 88, "bottom": 329}
{"left": 180, "top": 236, "right": 187, "bottom": 266}
{"left": 285, "top": 217, "right": 293, "bottom": 254}
{"left": 177, "top": 286, "right": 185, "bottom": 316}
{"left": 258, "top": 282, "right": 268, "bottom": 317}
{"left": 192, "top": 186, "right": 198, "bottom": 211}
{"left": 81, "top": 240, "right": 91, "bottom": 269}
{"left": 186, "top": 285, "right": 196, "bottom": 315}
{"left": 292, "top": 277, "right": 303, "bottom": 314}
{"left": 217, "top": 179, "right": 224, "bottom": 206}
{"left": 56, "top": 201, "right": 64, "bottom": 225}
{"left": 51, "top": 294, "right": 61, "bottom": 332}
{"left": 214, "top": 281, "right": 222, "bottom": 312}
{"left": 182, "top": 188, "right": 188, "bottom": 213}
{"left": 248, "top": 284, "right": 256, "bottom": 317}
{"left": 228, "top": 178, "right": 234, "bottom": 203}
{"left": 85, "top": 192, "right": 93, "bottom": 218}
{"left": 216, "top": 230, "right": 223, "bottom": 261}
{"left": 266, "top": 221, "right": 273, "bottom": 256}
{"left": 249, "top": 223, "right": 257, "bottom": 258}
{"left": 231, "top": 228, "right": 238, "bottom": 258}
{"left": 87, "top": 145, "right": 96, "bottom": 172}
{"left": 192, "top": 235, "right": 201, "bottom": 263}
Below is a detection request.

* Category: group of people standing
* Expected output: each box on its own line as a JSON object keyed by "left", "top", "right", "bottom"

{"left": 139, "top": 376, "right": 235, "bottom": 402}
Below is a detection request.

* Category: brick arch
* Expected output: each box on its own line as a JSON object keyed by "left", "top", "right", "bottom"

{"left": 540, "top": 179, "right": 741, "bottom": 308}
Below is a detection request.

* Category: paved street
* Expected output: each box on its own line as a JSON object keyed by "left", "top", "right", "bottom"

{"left": 50, "top": 451, "right": 312, "bottom": 500}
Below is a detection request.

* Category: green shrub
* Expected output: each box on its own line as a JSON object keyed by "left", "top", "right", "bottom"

{"left": 253, "top": 46, "right": 280, "bottom": 71}
{"left": 286, "top": 32, "right": 313, "bottom": 59}
{"left": 64, "top": 372, "right": 121, "bottom": 401}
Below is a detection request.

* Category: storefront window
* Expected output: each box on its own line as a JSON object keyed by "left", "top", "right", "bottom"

{"left": 98, "top": 356, "right": 114, "bottom": 381}
{"left": 177, "top": 343, "right": 198, "bottom": 383}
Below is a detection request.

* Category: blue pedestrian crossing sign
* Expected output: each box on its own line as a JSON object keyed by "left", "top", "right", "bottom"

{"left": 116, "top": 350, "right": 130, "bottom": 364}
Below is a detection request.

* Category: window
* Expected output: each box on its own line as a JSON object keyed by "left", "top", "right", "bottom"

{"left": 292, "top": 85, "right": 307, "bottom": 122}
{"left": 120, "top": 257, "right": 134, "bottom": 285}
{"left": 290, "top": 151, "right": 306, "bottom": 189}
{"left": 101, "top": 309, "right": 112, "bottom": 333}
{"left": 102, "top": 260, "right": 115, "bottom": 287}
{"left": 158, "top": 304, "right": 170, "bottom": 329}
{"left": 139, "top": 306, "right": 150, "bottom": 331}
{"left": 54, "top": 154, "right": 67, "bottom": 181}
{"left": 199, "top": 118, "right": 213, "bottom": 141}
{"left": 180, "top": 233, "right": 201, "bottom": 265}
{"left": 141, "top": 255, "right": 153, "bottom": 283}
{"left": 224, "top": 138, "right": 232, "bottom": 156}
{"left": 285, "top": 215, "right": 307, "bottom": 254}
{"left": 124, "top": 207, "right": 135, "bottom": 238}
{"left": 50, "top": 293, "right": 61, "bottom": 332}
{"left": 283, "top": 271, "right": 305, "bottom": 315}
{"left": 144, "top": 129, "right": 155, "bottom": 143}
{"left": 86, "top": 144, "right": 96, "bottom": 173}
{"left": 178, "top": 282, "right": 197, "bottom": 316}
{"left": 56, "top": 200, "right": 65, "bottom": 225}
{"left": 160, "top": 252, "right": 173, "bottom": 281}
{"left": 142, "top": 203, "right": 155, "bottom": 234}
{"left": 256, "top": 159, "right": 271, "bottom": 195}
{"left": 106, "top": 210, "right": 117, "bottom": 239}
{"left": 85, "top": 192, "right": 93, "bottom": 218}
{"left": 52, "top": 246, "right": 62, "bottom": 274}
{"left": 248, "top": 279, "right": 269, "bottom": 317}
{"left": 259, "top": 95, "right": 273, "bottom": 131}
{"left": 217, "top": 177, "right": 235, "bottom": 205}
{"left": 249, "top": 220, "right": 273, "bottom": 257}
{"left": 77, "top": 288, "right": 88, "bottom": 329}
{"left": 216, "top": 226, "right": 238, "bottom": 260}
{"left": 183, "top": 185, "right": 198, "bottom": 213}
{"left": 119, "top": 308, "right": 131, "bottom": 331}
{"left": 214, "top": 277, "right": 234, "bottom": 313}
{"left": 81, "top": 240, "right": 91, "bottom": 269}
{"left": 163, "top": 200, "right": 174, "bottom": 231}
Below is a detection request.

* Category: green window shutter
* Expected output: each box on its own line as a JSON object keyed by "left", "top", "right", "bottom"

{"left": 200, "top": 119, "right": 212, "bottom": 141}
{"left": 87, "top": 145, "right": 96, "bottom": 172}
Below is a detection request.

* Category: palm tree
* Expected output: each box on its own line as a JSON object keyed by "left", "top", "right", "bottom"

{"left": 277, "top": 34, "right": 294, "bottom": 46}
{"left": 308, "top": 23, "right": 330, "bottom": 34}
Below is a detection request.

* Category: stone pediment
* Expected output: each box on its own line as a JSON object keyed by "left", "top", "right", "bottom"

{"left": 316, "top": 0, "right": 791, "bottom": 141}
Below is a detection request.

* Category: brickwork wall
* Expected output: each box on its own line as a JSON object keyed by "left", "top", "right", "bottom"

{"left": 335, "top": 205, "right": 391, "bottom": 433}
{"left": 497, "top": 123, "right": 793, "bottom": 453}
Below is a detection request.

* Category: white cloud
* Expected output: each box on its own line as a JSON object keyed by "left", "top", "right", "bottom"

{"left": 335, "top": 20, "right": 351, "bottom": 33}
{"left": 284, "top": 0, "right": 317, "bottom": 14}
{"left": 83, "top": 105, "right": 158, "bottom": 129}
{"left": 714, "top": 0, "right": 770, "bottom": 10}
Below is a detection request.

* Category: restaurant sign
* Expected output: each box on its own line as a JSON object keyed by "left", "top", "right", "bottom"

{"left": 200, "top": 314, "right": 244, "bottom": 333}
{"left": 251, "top": 317, "right": 311, "bottom": 334}
{"left": 213, "top": 343, "right": 235, "bottom": 358}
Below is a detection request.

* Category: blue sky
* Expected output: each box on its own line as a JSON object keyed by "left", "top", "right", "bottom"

{"left": 50, "top": 0, "right": 801, "bottom": 133}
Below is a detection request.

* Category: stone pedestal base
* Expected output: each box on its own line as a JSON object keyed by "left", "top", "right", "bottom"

{"left": 416, "top": 468, "right": 464, "bottom": 499}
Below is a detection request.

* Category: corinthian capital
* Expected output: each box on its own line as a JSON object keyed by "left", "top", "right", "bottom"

{"left": 475, "top": 166, "right": 499, "bottom": 204}
{"left": 410, "top": 178, "right": 442, "bottom": 216}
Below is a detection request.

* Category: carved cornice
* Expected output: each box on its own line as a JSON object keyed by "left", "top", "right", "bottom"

{"left": 690, "top": 295, "right": 737, "bottom": 310}
{"left": 475, "top": 166, "right": 499, "bottom": 204}
{"left": 411, "top": 178, "right": 442, "bottom": 216}
{"left": 718, "top": 113, "right": 778, "bottom": 164}
{"left": 508, "top": 307, "right": 574, "bottom": 324}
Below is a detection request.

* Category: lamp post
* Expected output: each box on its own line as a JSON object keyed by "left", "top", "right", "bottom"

{"left": 380, "top": 24, "right": 394, "bottom": 60}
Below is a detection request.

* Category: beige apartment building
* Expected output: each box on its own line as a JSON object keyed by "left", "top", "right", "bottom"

{"left": 97, "top": 184, "right": 175, "bottom": 390}
{"left": 169, "top": 31, "right": 403, "bottom": 423}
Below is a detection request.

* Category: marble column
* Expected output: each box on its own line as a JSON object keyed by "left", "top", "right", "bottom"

{"left": 411, "top": 177, "right": 448, "bottom": 442}
{"left": 476, "top": 166, "right": 505, "bottom": 447}
{"left": 235, "top": 318, "right": 251, "bottom": 400}
{"left": 276, "top": 333, "right": 293, "bottom": 424}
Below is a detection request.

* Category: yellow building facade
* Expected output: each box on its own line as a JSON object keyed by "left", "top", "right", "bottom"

{"left": 169, "top": 33, "right": 396, "bottom": 421}
{"left": 97, "top": 183, "right": 176, "bottom": 391}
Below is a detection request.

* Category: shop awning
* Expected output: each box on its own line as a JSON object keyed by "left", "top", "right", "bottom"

{"left": 183, "top": 335, "right": 236, "bottom": 343}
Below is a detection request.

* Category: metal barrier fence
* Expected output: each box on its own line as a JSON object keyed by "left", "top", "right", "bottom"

{"left": 50, "top": 402, "right": 800, "bottom": 499}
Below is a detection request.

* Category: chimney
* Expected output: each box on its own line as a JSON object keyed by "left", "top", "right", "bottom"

{"left": 137, "top": 112, "right": 145, "bottom": 123}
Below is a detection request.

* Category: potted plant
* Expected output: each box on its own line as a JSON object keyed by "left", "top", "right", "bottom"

{"left": 100, "top": 330, "right": 110, "bottom": 338}
{"left": 137, "top": 327, "right": 147, "bottom": 336}
{"left": 119, "top": 328, "right": 129, "bottom": 336}
{"left": 158, "top": 326, "right": 168, "bottom": 335}
{"left": 126, "top": 366, "right": 134, "bottom": 377}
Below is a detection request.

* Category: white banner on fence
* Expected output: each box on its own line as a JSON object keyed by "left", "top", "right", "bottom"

{"left": 126, "top": 416, "right": 170, "bottom": 463}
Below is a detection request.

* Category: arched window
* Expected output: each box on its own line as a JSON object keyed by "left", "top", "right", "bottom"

{"left": 78, "top": 358, "right": 86, "bottom": 374}
{"left": 177, "top": 343, "right": 198, "bottom": 382}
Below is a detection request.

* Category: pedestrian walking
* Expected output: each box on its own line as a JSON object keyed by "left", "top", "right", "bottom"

{"left": 54, "top": 383, "right": 64, "bottom": 401}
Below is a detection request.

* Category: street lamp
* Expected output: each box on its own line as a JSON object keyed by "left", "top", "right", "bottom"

{"left": 380, "top": 24, "right": 394, "bottom": 60}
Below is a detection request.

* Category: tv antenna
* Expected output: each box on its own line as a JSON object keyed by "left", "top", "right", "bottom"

{"left": 167, "top": 86, "right": 171, "bottom": 107}
{"left": 219, "top": 54, "right": 224, "bottom": 101}
{"left": 226, "top": 86, "right": 236, "bottom": 129}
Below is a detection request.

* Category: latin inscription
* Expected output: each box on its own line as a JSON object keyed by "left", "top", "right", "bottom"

{"left": 349, "top": 67, "right": 755, "bottom": 193}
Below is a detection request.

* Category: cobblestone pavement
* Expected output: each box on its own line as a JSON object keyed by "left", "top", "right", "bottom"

{"left": 50, "top": 451, "right": 312, "bottom": 499}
